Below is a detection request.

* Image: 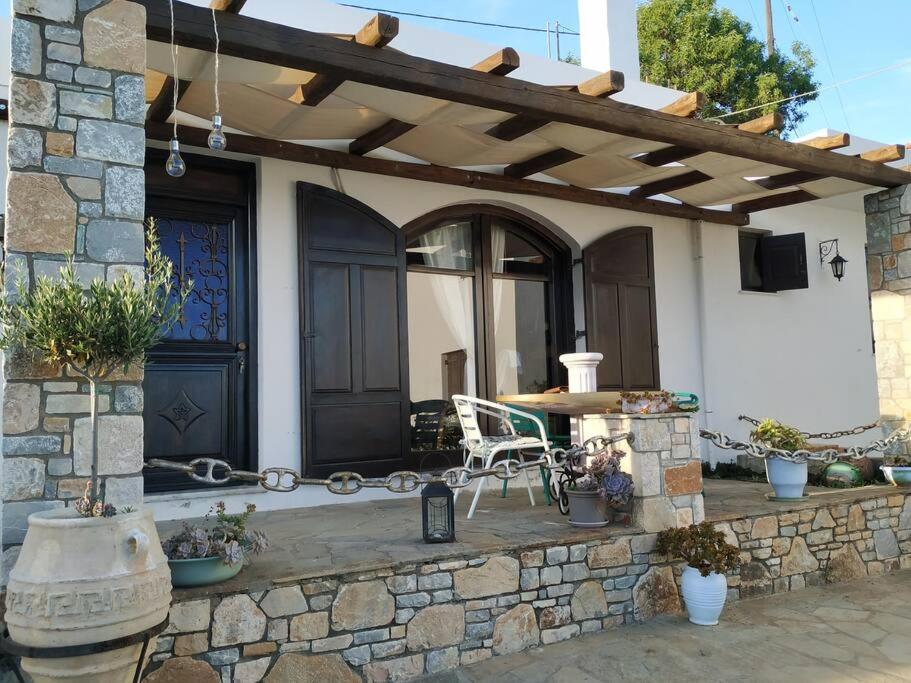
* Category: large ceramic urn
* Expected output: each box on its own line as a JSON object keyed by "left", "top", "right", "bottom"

{"left": 5, "top": 508, "right": 172, "bottom": 682}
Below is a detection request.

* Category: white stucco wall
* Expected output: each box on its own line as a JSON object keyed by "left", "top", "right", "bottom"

{"left": 144, "top": 146, "right": 880, "bottom": 519}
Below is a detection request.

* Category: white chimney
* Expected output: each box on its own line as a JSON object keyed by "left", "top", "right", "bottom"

{"left": 577, "top": 0, "right": 640, "bottom": 80}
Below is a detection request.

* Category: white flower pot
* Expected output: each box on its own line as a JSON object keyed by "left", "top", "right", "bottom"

{"left": 681, "top": 566, "right": 728, "bottom": 626}
{"left": 4, "top": 508, "right": 172, "bottom": 683}
{"left": 765, "top": 457, "right": 808, "bottom": 499}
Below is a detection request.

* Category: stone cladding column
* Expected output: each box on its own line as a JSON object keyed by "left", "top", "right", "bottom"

{"left": 2, "top": 0, "right": 147, "bottom": 574}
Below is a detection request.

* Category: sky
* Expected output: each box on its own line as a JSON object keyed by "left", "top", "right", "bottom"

{"left": 325, "top": 0, "right": 911, "bottom": 145}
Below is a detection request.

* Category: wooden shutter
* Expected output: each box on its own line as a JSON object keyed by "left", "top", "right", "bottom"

{"left": 583, "top": 227, "right": 660, "bottom": 390}
{"left": 760, "top": 232, "right": 808, "bottom": 292}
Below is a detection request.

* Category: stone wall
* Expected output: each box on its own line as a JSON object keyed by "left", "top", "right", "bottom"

{"left": 718, "top": 491, "right": 911, "bottom": 599}
{"left": 145, "top": 489, "right": 911, "bottom": 682}
{"left": 865, "top": 185, "right": 911, "bottom": 450}
{"left": 577, "top": 413, "right": 705, "bottom": 531}
{"left": 2, "top": 0, "right": 147, "bottom": 564}
{"left": 146, "top": 533, "right": 683, "bottom": 682}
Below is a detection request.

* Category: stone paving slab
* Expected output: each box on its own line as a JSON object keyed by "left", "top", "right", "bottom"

{"left": 424, "top": 569, "right": 911, "bottom": 682}
{"left": 159, "top": 479, "right": 904, "bottom": 600}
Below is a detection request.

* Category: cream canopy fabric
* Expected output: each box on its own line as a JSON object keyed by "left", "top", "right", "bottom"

{"left": 146, "top": 40, "right": 880, "bottom": 209}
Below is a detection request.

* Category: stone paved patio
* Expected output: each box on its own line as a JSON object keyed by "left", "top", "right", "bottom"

{"left": 424, "top": 570, "right": 911, "bottom": 682}
{"left": 160, "top": 479, "right": 900, "bottom": 600}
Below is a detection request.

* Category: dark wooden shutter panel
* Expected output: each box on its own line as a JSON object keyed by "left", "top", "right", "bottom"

{"left": 760, "top": 232, "right": 808, "bottom": 291}
{"left": 583, "top": 227, "right": 660, "bottom": 390}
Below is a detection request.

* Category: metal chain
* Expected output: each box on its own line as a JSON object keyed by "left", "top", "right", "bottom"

{"left": 700, "top": 427, "right": 910, "bottom": 464}
{"left": 737, "top": 415, "right": 879, "bottom": 441}
{"left": 145, "top": 432, "right": 634, "bottom": 495}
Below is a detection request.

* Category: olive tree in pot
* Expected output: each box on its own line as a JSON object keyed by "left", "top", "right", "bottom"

{"left": 0, "top": 223, "right": 190, "bottom": 683}
{"left": 657, "top": 522, "right": 741, "bottom": 626}
{"left": 751, "top": 419, "right": 809, "bottom": 500}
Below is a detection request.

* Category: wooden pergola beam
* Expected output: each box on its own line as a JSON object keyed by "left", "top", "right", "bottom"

{"left": 753, "top": 170, "right": 823, "bottom": 191}
{"left": 736, "top": 111, "right": 783, "bottom": 135}
{"left": 504, "top": 148, "right": 582, "bottom": 178}
{"left": 146, "top": 121, "right": 748, "bottom": 226}
{"left": 659, "top": 92, "right": 706, "bottom": 118}
{"left": 635, "top": 145, "right": 702, "bottom": 167}
{"left": 858, "top": 144, "right": 905, "bottom": 164}
{"left": 629, "top": 170, "right": 712, "bottom": 198}
{"left": 349, "top": 48, "right": 521, "bottom": 156}
{"left": 300, "top": 13, "right": 399, "bottom": 107}
{"left": 140, "top": 0, "right": 911, "bottom": 188}
{"left": 485, "top": 70, "right": 624, "bottom": 142}
{"left": 733, "top": 189, "right": 818, "bottom": 214}
{"left": 800, "top": 132, "right": 850, "bottom": 150}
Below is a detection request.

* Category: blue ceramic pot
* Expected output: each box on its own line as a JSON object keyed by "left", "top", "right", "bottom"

{"left": 882, "top": 466, "right": 911, "bottom": 487}
{"left": 168, "top": 556, "right": 243, "bottom": 588}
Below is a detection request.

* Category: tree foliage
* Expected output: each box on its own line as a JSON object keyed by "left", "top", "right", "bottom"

{"left": 637, "top": 0, "right": 818, "bottom": 135}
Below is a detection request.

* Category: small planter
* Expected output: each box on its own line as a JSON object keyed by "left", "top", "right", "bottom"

{"left": 765, "top": 457, "right": 808, "bottom": 500}
{"left": 681, "top": 566, "right": 728, "bottom": 626}
{"left": 621, "top": 397, "right": 670, "bottom": 414}
{"left": 882, "top": 465, "right": 911, "bottom": 487}
{"left": 566, "top": 489, "right": 609, "bottom": 527}
{"left": 168, "top": 556, "right": 243, "bottom": 588}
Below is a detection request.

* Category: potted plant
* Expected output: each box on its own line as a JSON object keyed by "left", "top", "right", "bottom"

{"left": 566, "top": 451, "right": 635, "bottom": 527}
{"left": 620, "top": 390, "right": 673, "bottom": 414}
{"left": 0, "top": 223, "right": 190, "bottom": 682}
{"left": 750, "top": 418, "right": 809, "bottom": 500}
{"left": 657, "top": 521, "right": 741, "bottom": 626}
{"left": 163, "top": 502, "right": 269, "bottom": 587}
{"left": 882, "top": 454, "right": 911, "bottom": 486}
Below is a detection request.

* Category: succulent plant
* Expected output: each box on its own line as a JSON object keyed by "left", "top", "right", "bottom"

{"left": 162, "top": 502, "right": 269, "bottom": 566}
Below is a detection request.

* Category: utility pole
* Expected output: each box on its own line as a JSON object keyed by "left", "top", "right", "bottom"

{"left": 765, "top": 0, "right": 775, "bottom": 55}
{"left": 555, "top": 21, "right": 562, "bottom": 61}
{"left": 546, "top": 20, "right": 551, "bottom": 59}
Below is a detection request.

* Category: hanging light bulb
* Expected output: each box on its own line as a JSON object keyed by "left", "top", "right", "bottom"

{"left": 208, "top": 113, "right": 227, "bottom": 151}
{"left": 166, "top": 137, "right": 186, "bottom": 177}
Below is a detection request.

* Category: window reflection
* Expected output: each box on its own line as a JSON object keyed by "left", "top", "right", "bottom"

{"left": 406, "top": 221, "right": 473, "bottom": 270}
{"left": 493, "top": 279, "right": 551, "bottom": 395}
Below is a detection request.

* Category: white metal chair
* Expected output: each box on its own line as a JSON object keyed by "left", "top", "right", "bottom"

{"left": 451, "top": 395, "right": 550, "bottom": 519}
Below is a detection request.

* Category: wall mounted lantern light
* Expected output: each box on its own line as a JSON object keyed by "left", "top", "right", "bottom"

{"left": 819, "top": 239, "right": 847, "bottom": 281}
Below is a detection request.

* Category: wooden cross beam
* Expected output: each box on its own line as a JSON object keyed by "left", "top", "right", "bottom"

{"left": 628, "top": 170, "right": 712, "bottom": 198}
{"left": 659, "top": 91, "right": 706, "bottom": 118}
{"left": 857, "top": 144, "right": 905, "bottom": 164}
{"left": 146, "top": 121, "right": 749, "bottom": 226}
{"left": 733, "top": 189, "right": 819, "bottom": 214}
{"left": 300, "top": 13, "right": 399, "bottom": 107}
{"left": 753, "top": 170, "right": 824, "bottom": 191}
{"left": 349, "top": 48, "right": 520, "bottom": 156}
{"left": 504, "top": 148, "right": 582, "bottom": 178}
{"left": 634, "top": 145, "right": 702, "bottom": 167}
{"left": 800, "top": 132, "right": 850, "bottom": 150}
{"left": 736, "top": 111, "right": 784, "bottom": 135}
{"left": 485, "top": 70, "right": 624, "bottom": 142}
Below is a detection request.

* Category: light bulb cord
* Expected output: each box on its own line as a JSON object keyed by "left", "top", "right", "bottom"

{"left": 212, "top": 7, "right": 221, "bottom": 115}
{"left": 169, "top": 0, "right": 179, "bottom": 138}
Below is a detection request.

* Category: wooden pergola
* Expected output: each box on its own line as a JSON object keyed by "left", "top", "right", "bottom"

{"left": 140, "top": 0, "right": 909, "bottom": 227}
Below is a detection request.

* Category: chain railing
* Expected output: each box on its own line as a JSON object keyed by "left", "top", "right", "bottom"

{"left": 736, "top": 415, "right": 879, "bottom": 441}
{"left": 700, "top": 427, "right": 910, "bottom": 464}
{"left": 145, "top": 432, "right": 634, "bottom": 495}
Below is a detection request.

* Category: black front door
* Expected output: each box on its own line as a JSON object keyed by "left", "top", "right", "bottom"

{"left": 143, "top": 154, "right": 256, "bottom": 492}
{"left": 297, "top": 183, "right": 409, "bottom": 478}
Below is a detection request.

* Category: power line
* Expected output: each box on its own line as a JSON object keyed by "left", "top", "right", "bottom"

{"left": 338, "top": 4, "right": 579, "bottom": 35}
{"left": 806, "top": 0, "right": 852, "bottom": 131}
{"left": 710, "top": 55, "right": 911, "bottom": 120}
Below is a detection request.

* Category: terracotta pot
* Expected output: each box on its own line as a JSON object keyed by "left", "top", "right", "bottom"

{"left": 5, "top": 508, "right": 172, "bottom": 682}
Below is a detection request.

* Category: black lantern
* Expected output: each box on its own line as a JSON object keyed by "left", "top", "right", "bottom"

{"left": 422, "top": 481, "right": 455, "bottom": 543}
{"left": 819, "top": 239, "right": 847, "bottom": 281}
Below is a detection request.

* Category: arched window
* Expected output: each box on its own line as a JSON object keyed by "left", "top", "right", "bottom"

{"left": 404, "top": 206, "right": 573, "bottom": 466}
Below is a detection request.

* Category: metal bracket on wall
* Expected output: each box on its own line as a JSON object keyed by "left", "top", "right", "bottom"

{"left": 573, "top": 329, "right": 586, "bottom": 340}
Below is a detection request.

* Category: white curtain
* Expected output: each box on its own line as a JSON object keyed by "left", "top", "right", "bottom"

{"left": 418, "top": 224, "right": 477, "bottom": 397}
{"left": 490, "top": 224, "right": 520, "bottom": 395}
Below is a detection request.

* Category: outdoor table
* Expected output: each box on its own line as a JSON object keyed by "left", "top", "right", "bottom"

{"left": 495, "top": 391, "right": 623, "bottom": 415}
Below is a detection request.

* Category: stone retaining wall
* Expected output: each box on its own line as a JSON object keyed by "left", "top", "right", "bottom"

{"left": 144, "top": 489, "right": 911, "bottom": 682}
{"left": 145, "top": 533, "right": 683, "bottom": 682}
{"left": 719, "top": 491, "right": 911, "bottom": 599}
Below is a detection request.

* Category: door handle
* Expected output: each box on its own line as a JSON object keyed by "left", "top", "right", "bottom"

{"left": 237, "top": 341, "right": 248, "bottom": 351}
{"left": 236, "top": 342, "right": 247, "bottom": 374}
